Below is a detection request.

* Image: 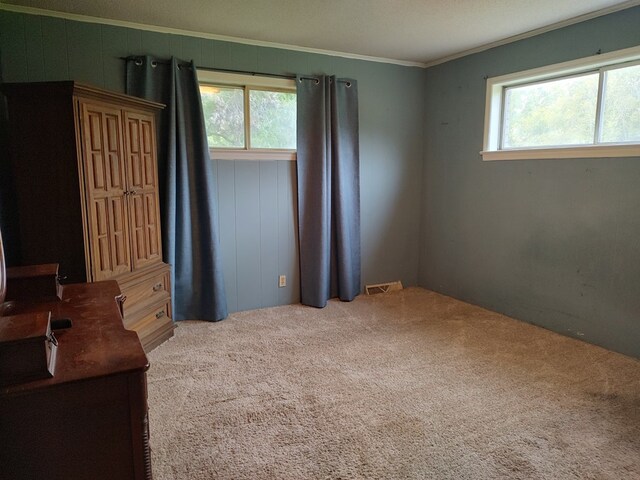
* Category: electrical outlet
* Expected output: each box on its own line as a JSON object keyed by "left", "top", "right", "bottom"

{"left": 278, "top": 275, "right": 286, "bottom": 287}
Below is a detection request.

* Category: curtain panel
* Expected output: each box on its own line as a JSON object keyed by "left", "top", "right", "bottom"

{"left": 296, "top": 75, "right": 361, "bottom": 308}
{"left": 126, "top": 56, "right": 227, "bottom": 321}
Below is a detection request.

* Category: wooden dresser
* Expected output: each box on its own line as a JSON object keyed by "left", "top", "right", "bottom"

{"left": 0, "top": 279, "right": 152, "bottom": 480}
{"left": 2, "top": 81, "right": 174, "bottom": 351}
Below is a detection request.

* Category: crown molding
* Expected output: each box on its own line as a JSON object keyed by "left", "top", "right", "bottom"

{"left": 0, "top": 3, "right": 427, "bottom": 68}
{"left": 1, "top": 1, "right": 639, "bottom": 70}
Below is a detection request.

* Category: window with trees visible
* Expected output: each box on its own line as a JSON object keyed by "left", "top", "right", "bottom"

{"left": 198, "top": 71, "right": 296, "bottom": 160}
{"left": 482, "top": 46, "right": 640, "bottom": 161}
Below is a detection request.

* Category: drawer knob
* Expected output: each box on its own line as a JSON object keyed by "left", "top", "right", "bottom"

{"left": 152, "top": 283, "right": 163, "bottom": 292}
{"left": 155, "top": 310, "right": 165, "bottom": 319}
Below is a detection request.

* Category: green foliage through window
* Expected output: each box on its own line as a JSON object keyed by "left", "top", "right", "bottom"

{"left": 201, "top": 86, "right": 244, "bottom": 148}
{"left": 500, "top": 62, "right": 640, "bottom": 149}
{"left": 600, "top": 64, "right": 640, "bottom": 143}
{"left": 250, "top": 90, "right": 296, "bottom": 149}
{"left": 200, "top": 84, "right": 296, "bottom": 150}
{"left": 503, "top": 74, "right": 598, "bottom": 148}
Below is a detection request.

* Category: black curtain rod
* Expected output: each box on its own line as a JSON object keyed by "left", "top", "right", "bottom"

{"left": 120, "top": 56, "right": 295, "bottom": 80}
{"left": 120, "top": 56, "right": 351, "bottom": 85}
{"left": 198, "top": 65, "right": 298, "bottom": 80}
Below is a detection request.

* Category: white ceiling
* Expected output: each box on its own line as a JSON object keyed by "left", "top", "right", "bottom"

{"left": 2, "top": 0, "right": 639, "bottom": 66}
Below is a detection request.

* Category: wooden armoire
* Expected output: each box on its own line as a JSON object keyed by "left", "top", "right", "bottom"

{"left": 2, "top": 81, "right": 174, "bottom": 351}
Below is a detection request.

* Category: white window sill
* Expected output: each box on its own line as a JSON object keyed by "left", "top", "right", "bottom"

{"left": 210, "top": 148, "right": 296, "bottom": 161}
{"left": 481, "top": 144, "right": 640, "bottom": 161}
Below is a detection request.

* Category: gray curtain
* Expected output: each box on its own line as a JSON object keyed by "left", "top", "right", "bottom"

{"left": 126, "top": 56, "right": 227, "bottom": 321}
{"left": 296, "top": 75, "right": 361, "bottom": 308}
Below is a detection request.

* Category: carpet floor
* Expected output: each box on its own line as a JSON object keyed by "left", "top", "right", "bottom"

{"left": 147, "top": 287, "right": 640, "bottom": 479}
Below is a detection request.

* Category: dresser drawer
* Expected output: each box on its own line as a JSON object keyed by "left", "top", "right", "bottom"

{"left": 119, "top": 267, "right": 170, "bottom": 317}
{"left": 130, "top": 302, "right": 169, "bottom": 332}
{"left": 117, "top": 263, "right": 174, "bottom": 352}
{"left": 126, "top": 301, "right": 174, "bottom": 352}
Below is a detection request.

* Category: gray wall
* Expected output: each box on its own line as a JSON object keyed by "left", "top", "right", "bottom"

{"left": 419, "top": 7, "right": 640, "bottom": 357}
{"left": 214, "top": 159, "right": 300, "bottom": 312}
{"left": 0, "top": 10, "right": 425, "bottom": 313}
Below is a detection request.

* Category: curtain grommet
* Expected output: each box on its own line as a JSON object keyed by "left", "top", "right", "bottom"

{"left": 135, "top": 59, "right": 143, "bottom": 66}
{"left": 151, "top": 61, "right": 158, "bottom": 68}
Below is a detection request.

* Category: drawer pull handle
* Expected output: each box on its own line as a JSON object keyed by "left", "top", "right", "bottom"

{"left": 155, "top": 310, "right": 165, "bottom": 319}
{"left": 152, "top": 283, "right": 163, "bottom": 292}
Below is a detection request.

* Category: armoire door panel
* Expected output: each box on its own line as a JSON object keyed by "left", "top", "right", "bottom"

{"left": 124, "top": 111, "right": 163, "bottom": 270}
{"left": 94, "top": 198, "right": 111, "bottom": 272}
{"left": 128, "top": 119, "right": 140, "bottom": 151}
{"left": 111, "top": 196, "right": 131, "bottom": 275}
{"left": 86, "top": 112, "right": 106, "bottom": 191}
{"left": 91, "top": 151, "right": 106, "bottom": 191}
{"left": 145, "top": 194, "right": 160, "bottom": 258}
{"left": 82, "top": 104, "right": 127, "bottom": 197}
{"left": 141, "top": 120, "right": 155, "bottom": 188}
{"left": 132, "top": 157, "right": 142, "bottom": 188}
{"left": 80, "top": 100, "right": 132, "bottom": 281}
{"left": 129, "top": 193, "right": 161, "bottom": 269}
{"left": 90, "top": 195, "right": 131, "bottom": 281}
{"left": 88, "top": 113, "right": 102, "bottom": 150}
{"left": 125, "top": 114, "right": 158, "bottom": 191}
{"left": 128, "top": 119, "right": 142, "bottom": 188}
{"left": 127, "top": 117, "right": 143, "bottom": 190}
{"left": 105, "top": 114, "right": 124, "bottom": 191}
{"left": 131, "top": 194, "right": 146, "bottom": 264}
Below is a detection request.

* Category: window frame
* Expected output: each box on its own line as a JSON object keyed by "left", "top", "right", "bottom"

{"left": 482, "top": 45, "right": 640, "bottom": 161}
{"left": 198, "top": 70, "right": 297, "bottom": 161}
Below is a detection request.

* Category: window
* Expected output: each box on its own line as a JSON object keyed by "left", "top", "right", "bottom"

{"left": 482, "top": 45, "right": 640, "bottom": 160}
{"left": 198, "top": 71, "right": 296, "bottom": 160}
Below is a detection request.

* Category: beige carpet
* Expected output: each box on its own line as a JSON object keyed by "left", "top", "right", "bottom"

{"left": 147, "top": 287, "right": 640, "bottom": 479}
